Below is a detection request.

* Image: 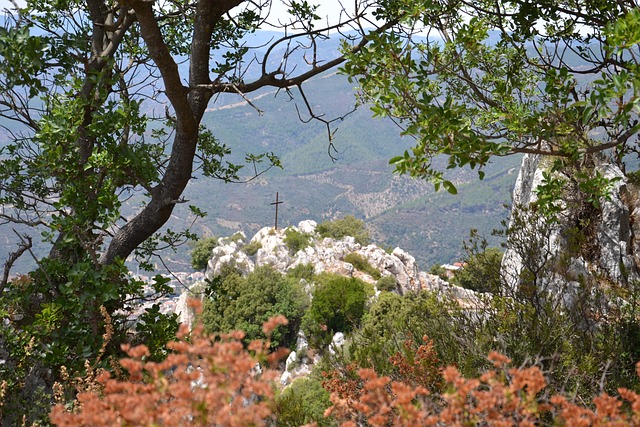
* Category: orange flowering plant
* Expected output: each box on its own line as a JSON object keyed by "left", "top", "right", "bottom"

{"left": 49, "top": 307, "right": 640, "bottom": 427}
{"left": 50, "top": 305, "right": 289, "bottom": 427}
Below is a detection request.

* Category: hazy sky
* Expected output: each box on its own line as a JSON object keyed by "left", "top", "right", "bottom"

{"left": 0, "top": 0, "right": 351, "bottom": 24}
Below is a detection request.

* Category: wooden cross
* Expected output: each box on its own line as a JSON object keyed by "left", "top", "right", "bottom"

{"left": 270, "top": 192, "right": 283, "bottom": 230}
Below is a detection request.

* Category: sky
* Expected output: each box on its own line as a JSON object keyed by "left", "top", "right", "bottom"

{"left": 0, "top": 0, "right": 352, "bottom": 25}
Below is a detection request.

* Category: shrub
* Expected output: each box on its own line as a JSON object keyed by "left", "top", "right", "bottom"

{"left": 50, "top": 309, "right": 289, "bottom": 427}
{"left": 202, "top": 265, "right": 308, "bottom": 349}
{"left": 343, "top": 252, "right": 381, "bottom": 279}
{"left": 428, "top": 264, "right": 449, "bottom": 281}
{"left": 226, "top": 231, "right": 245, "bottom": 243}
{"left": 376, "top": 274, "right": 397, "bottom": 292}
{"left": 241, "top": 240, "right": 262, "bottom": 256}
{"left": 302, "top": 274, "right": 368, "bottom": 348}
{"left": 283, "top": 227, "right": 313, "bottom": 254}
{"left": 287, "top": 262, "right": 315, "bottom": 281}
{"left": 317, "top": 215, "right": 370, "bottom": 245}
{"left": 274, "top": 378, "right": 335, "bottom": 427}
{"left": 190, "top": 236, "right": 219, "bottom": 271}
{"left": 453, "top": 230, "right": 503, "bottom": 293}
{"left": 50, "top": 330, "right": 640, "bottom": 427}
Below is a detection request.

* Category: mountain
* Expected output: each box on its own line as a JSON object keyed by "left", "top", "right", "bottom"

{"left": 0, "top": 37, "right": 520, "bottom": 275}
{"left": 161, "top": 71, "right": 520, "bottom": 272}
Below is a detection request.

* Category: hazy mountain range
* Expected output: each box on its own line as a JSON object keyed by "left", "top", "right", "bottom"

{"left": 0, "top": 30, "right": 522, "bottom": 274}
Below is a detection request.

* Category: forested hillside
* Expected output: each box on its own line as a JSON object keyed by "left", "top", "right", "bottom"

{"left": 1, "top": 69, "right": 520, "bottom": 273}
{"left": 129, "top": 71, "right": 520, "bottom": 273}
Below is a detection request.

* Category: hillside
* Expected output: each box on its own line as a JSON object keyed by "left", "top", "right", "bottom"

{"left": 153, "top": 71, "right": 520, "bottom": 273}
{"left": 0, "top": 57, "right": 520, "bottom": 275}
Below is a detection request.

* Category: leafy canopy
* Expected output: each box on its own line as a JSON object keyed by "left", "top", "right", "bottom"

{"left": 342, "top": 0, "right": 640, "bottom": 196}
{"left": 202, "top": 265, "right": 309, "bottom": 349}
{"left": 0, "top": 0, "right": 395, "bottom": 422}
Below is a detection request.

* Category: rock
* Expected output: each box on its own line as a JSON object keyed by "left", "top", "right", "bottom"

{"left": 206, "top": 240, "right": 254, "bottom": 278}
{"left": 596, "top": 162, "right": 638, "bottom": 284}
{"left": 502, "top": 153, "right": 640, "bottom": 291}
{"left": 175, "top": 281, "right": 207, "bottom": 329}
{"left": 329, "top": 332, "right": 345, "bottom": 355}
{"left": 285, "top": 350, "right": 297, "bottom": 372}
{"left": 295, "top": 330, "right": 309, "bottom": 354}
{"left": 298, "top": 220, "right": 317, "bottom": 234}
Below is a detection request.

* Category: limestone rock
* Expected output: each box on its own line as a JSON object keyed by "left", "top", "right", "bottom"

{"left": 502, "top": 153, "right": 640, "bottom": 291}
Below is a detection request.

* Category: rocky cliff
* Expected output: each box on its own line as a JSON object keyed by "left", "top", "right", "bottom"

{"left": 502, "top": 154, "right": 640, "bottom": 292}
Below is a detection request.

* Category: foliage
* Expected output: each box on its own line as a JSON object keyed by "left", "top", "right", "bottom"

{"left": 452, "top": 231, "right": 503, "bottom": 293}
{"left": 274, "top": 377, "right": 335, "bottom": 427}
{"left": 0, "top": 261, "right": 176, "bottom": 425}
{"left": 48, "top": 322, "right": 640, "bottom": 427}
{"left": 342, "top": 0, "right": 640, "bottom": 204}
{"left": 0, "top": 0, "right": 389, "bottom": 419}
{"left": 376, "top": 274, "right": 397, "bottom": 292}
{"left": 350, "top": 226, "right": 640, "bottom": 404}
{"left": 225, "top": 232, "right": 246, "bottom": 244}
{"left": 50, "top": 309, "right": 290, "bottom": 427}
{"left": 343, "top": 252, "right": 381, "bottom": 279}
{"left": 283, "top": 227, "right": 313, "bottom": 254}
{"left": 302, "top": 274, "right": 369, "bottom": 348}
{"left": 287, "top": 262, "right": 316, "bottom": 281}
{"left": 317, "top": 215, "right": 370, "bottom": 245}
{"left": 190, "top": 236, "right": 219, "bottom": 271}
{"left": 134, "top": 304, "right": 179, "bottom": 362}
{"left": 201, "top": 265, "right": 308, "bottom": 349}
{"left": 241, "top": 240, "right": 262, "bottom": 256}
{"left": 428, "top": 264, "right": 449, "bottom": 281}
{"left": 324, "top": 352, "right": 640, "bottom": 427}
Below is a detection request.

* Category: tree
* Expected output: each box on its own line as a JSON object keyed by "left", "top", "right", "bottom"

{"left": 0, "top": 0, "right": 397, "bottom": 422}
{"left": 342, "top": 0, "right": 640, "bottom": 197}
{"left": 201, "top": 265, "right": 308, "bottom": 349}
{"left": 190, "top": 236, "right": 219, "bottom": 271}
{"left": 453, "top": 231, "right": 503, "bottom": 293}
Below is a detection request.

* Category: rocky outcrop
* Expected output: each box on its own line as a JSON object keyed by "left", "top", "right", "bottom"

{"left": 172, "top": 219, "right": 481, "bottom": 333}
{"left": 502, "top": 153, "right": 640, "bottom": 291}
{"left": 205, "top": 220, "right": 427, "bottom": 294}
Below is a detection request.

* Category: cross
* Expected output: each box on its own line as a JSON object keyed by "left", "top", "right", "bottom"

{"left": 270, "top": 192, "right": 283, "bottom": 230}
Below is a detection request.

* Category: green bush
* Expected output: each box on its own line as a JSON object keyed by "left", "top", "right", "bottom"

{"left": 453, "top": 231, "right": 503, "bottom": 293}
{"left": 376, "top": 275, "right": 397, "bottom": 292}
{"left": 283, "top": 227, "right": 313, "bottom": 254}
{"left": 241, "top": 240, "right": 262, "bottom": 256}
{"left": 287, "top": 263, "right": 315, "bottom": 281}
{"left": 428, "top": 264, "right": 449, "bottom": 281}
{"left": 302, "top": 274, "right": 368, "bottom": 348}
{"left": 190, "top": 236, "right": 219, "bottom": 271}
{"left": 316, "top": 215, "right": 370, "bottom": 245}
{"left": 347, "top": 217, "right": 640, "bottom": 402}
{"left": 343, "top": 252, "right": 381, "bottom": 279}
{"left": 274, "top": 378, "right": 335, "bottom": 427}
{"left": 202, "top": 265, "right": 309, "bottom": 349}
{"left": 227, "top": 231, "right": 245, "bottom": 243}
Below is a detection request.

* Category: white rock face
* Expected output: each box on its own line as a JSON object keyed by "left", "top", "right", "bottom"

{"left": 175, "top": 281, "right": 207, "bottom": 329}
{"left": 202, "top": 219, "right": 428, "bottom": 297}
{"left": 596, "top": 162, "right": 639, "bottom": 283}
{"left": 206, "top": 238, "right": 255, "bottom": 278}
{"left": 329, "top": 332, "right": 345, "bottom": 355}
{"left": 502, "top": 153, "right": 640, "bottom": 290}
{"left": 298, "top": 220, "right": 317, "bottom": 234}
